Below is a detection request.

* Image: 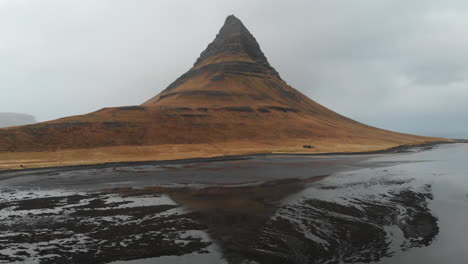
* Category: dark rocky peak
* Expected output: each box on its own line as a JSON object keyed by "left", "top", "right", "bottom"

{"left": 194, "top": 15, "right": 272, "bottom": 69}
{"left": 156, "top": 15, "right": 283, "bottom": 95}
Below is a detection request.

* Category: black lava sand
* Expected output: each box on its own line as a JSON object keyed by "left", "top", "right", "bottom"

{"left": 1, "top": 143, "right": 467, "bottom": 263}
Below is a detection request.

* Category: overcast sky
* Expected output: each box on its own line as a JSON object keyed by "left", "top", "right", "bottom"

{"left": 1, "top": 0, "right": 467, "bottom": 138}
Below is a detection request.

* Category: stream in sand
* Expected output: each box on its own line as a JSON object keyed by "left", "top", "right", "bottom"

{"left": 0, "top": 143, "right": 467, "bottom": 263}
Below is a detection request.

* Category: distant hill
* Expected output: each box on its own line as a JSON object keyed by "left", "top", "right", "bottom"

{"left": 0, "top": 113, "right": 36, "bottom": 128}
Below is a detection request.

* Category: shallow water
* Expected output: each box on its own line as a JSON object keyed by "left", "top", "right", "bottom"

{"left": 371, "top": 143, "right": 468, "bottom": 264}
{"left": 0, "top": 143, "right": 467, "bottom": 263}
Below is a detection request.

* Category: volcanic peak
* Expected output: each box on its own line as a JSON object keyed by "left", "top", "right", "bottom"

{"left": 0, "top": 14, "right": 445, "bottom": 169}
{"left": 194, "top": 15, "right": 270, "bottom": 67}
{"left": 153, "top": 15, "right": 282, "bottom": 96}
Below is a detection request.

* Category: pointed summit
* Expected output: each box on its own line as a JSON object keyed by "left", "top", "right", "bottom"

{"left": 0, "top": 15, "right": 443, "bottom": 169}
{"left": 194, "top": 15, "right": 271, "bottom": 68}
{"left": 151, "top": 15, "right": 281, "bottom": 97}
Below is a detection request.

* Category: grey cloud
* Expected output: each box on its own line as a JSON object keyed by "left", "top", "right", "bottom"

{"left": 0, "top": 0, "right": 467, "bottom": 138}
{"left": 408, "top": 63, "right": 466, "bottom": 85}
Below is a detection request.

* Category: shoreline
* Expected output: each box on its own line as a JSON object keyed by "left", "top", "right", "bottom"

{"left": 0, "top": 140, "right": 458, "bottom": 175}
{"left": 1, "top": 140, "right": 466, "bottom": 264}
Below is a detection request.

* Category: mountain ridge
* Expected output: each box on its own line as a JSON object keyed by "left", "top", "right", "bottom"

{"left": 0, "top": 15, "right": 448, "bottom": 170}
{"left": 147, "top": 15, "right": 281, "bottom": 102}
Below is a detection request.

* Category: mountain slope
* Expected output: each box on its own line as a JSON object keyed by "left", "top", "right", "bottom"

{"left": 0, "top": 15, "right": 446, "bottom": 170}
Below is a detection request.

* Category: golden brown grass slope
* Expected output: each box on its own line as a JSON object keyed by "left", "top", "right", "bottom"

{"left": 0, "top": 15, "right": 447, "bottom": 170}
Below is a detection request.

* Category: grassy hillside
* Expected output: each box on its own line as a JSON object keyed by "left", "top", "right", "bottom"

{"left": 0, "top": 15, "right": 449, "bottom": 170}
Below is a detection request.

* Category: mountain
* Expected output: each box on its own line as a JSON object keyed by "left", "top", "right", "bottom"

{"left": 0, "top": 113, "right": 36, "bottom": 128}
{"left": 0, "top": 15, "right": 446, "bottom": 170}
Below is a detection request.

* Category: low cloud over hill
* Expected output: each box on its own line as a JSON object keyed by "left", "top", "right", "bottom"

{"left": 0, "top": 113, "right": 36, "bottom": 128}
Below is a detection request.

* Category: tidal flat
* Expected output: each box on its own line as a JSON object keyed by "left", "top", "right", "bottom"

{"left": 0, "top": 143, "right": 467, "bottom": 263}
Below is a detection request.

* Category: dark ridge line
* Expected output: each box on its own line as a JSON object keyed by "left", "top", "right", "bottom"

{"left": 193, "top": 15, "right": 281, "bottom": 79}
{"left": 116, "top": 106, "right": 146, "bottom": 111}
{"left": 157, "top": 90, "right": 236, "bottom": 102}
{"left": 217, "top": 106, "right": 255, "bottom": 112}
{"left": 159, "top": 61, "right": 280, "bottom": 94}
{"left": 179, "top": 114, "right": 209, "bottom": 118}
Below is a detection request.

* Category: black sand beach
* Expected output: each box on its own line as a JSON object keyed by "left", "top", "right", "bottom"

{"left": 0, "top": 143, "right": 467, "bottom": 263}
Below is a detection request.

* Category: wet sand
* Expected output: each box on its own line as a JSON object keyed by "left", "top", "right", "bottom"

{"left": 0, "top": 142, "right": 444, "bottom": 191}
{"left": 0, "top": 143, "right": 467, "bottom": 263}
{"left": 0, "top": 155, "right": 385, "bottom": 192}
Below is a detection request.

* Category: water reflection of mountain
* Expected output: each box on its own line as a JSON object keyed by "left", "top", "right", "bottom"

{"left": 0, "top": 176, "right": 438, "bottom": 264}
{"left": 170, "top": 178, "right": 439, "bottom": 264}
{"left": 168, "top": 178, "right": 313, "bottom": 264}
